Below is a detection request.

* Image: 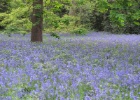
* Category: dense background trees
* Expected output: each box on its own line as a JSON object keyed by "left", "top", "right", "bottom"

{"left": 0, "top": 0, "right": 140, "bottom": 36}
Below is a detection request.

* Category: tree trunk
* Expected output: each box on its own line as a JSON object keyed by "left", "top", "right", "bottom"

{"left": 31, "top": 0, "right": 43, "bottom": 42}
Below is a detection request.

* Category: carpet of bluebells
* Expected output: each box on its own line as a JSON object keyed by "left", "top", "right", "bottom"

{"left": 0, "top": 32, "right": 140, "bottom": 100}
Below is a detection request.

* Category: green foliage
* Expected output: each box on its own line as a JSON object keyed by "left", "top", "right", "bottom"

{"left": 0, "top": 0, "right": 140, "bottom": 35}
{"left": 61, "top": 15, "right": 71, "bottom": 26}
{"left": 50, "top": 32, "right": 60, "bottom": 39}
{"left": 98, "top": 0, "right": 140, "bottom": 34}
{"left": 34, "top": 4, "right": 42, "bottom": 9}
{"left": 0, "top": 1, "right": 31, "bottom": 35}
{"left": 71, "top": 27, "right": 88, "bottom": 35}
{"left": 44, "top": 10, "right": 80, "bottom": 33}
{"left": 78, "top": 83, "right": 92, "bottom": 100}
{"left": 97, "top": 0, "right": 109, "bottom": 13}
{"left": 0, "top": 0, "right": 10, "bottom": 12}
{"left": 85, "top": 0, "right": 140, "bottom": 34}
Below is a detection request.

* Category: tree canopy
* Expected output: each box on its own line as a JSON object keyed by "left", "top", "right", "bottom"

{"left": 0, "top": 0, "right": 140, "bottom": 40}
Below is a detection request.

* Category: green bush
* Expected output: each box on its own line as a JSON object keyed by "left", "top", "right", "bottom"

{"left": 71, "top": 27, "right": 88, "bottom": 35}
{"left": 0, "top": 4, "right": 31, "bottom": 36}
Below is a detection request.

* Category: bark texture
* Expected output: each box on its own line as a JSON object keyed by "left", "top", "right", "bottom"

{"left": 31, "top": 0, "right": 43, "bottom": 42}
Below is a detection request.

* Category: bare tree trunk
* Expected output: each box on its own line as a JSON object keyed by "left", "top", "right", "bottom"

{"left": 31, "top": 0, "right": 43, "bottom": 42}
